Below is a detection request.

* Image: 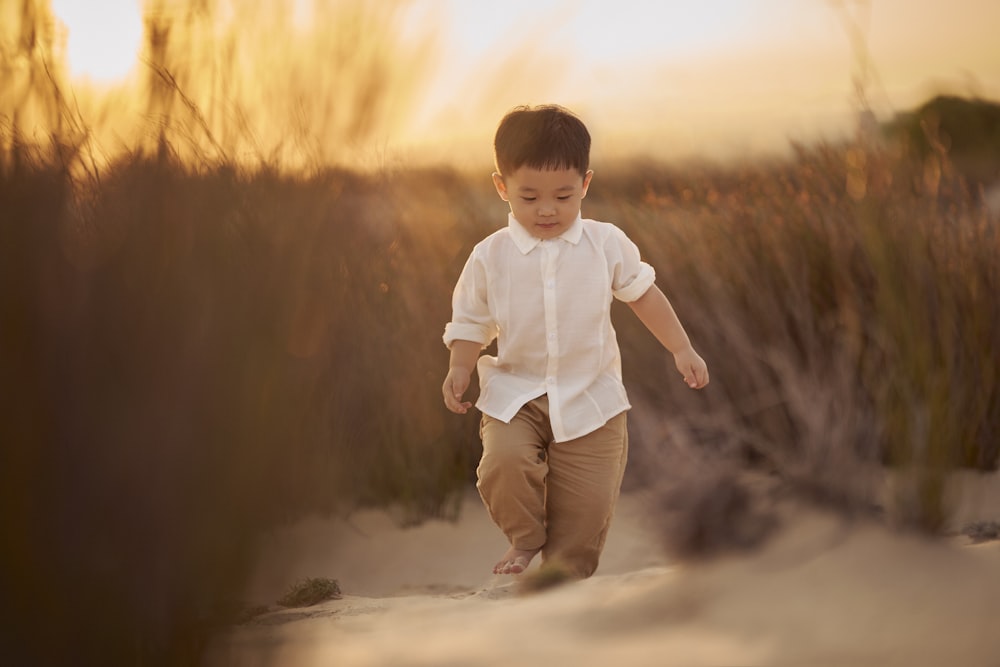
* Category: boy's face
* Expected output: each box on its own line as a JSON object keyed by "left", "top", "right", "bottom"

{"left": 493, "top": 166, "right": 593, "bottom": 240}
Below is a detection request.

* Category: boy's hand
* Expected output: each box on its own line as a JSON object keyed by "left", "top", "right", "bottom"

{"left": 674, "top": 347, "right": 709, "bottom": 389}
{"left": 443, "top": 367, "right": 474, "bottom": 414}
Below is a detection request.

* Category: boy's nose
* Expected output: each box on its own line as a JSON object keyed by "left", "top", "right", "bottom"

{"left": 539, "top": 206, "right": 556, "bottom": 216}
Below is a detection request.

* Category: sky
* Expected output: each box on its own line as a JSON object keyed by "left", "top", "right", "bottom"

{"left": 48, "top": 0, "right": 1000, "bottom": 164}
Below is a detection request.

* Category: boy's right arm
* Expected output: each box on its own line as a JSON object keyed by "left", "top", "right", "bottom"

{"left": 442, "top": 339, "right": 481, "bottom": 414}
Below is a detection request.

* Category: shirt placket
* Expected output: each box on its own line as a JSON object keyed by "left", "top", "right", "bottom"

{"left": 542, "top": 241, "right": 560, "bottom": 391}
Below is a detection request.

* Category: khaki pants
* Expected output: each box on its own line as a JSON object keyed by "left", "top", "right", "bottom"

{"left": 477, "top": 395, "right": 629, "bottom": 578}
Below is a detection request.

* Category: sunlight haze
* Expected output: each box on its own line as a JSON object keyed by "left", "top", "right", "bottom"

{"left": 46, "top": 0, "right": 1000, "bottom": 165}
{"left": 51, "top": 0, "right": 143, "bottom": 83}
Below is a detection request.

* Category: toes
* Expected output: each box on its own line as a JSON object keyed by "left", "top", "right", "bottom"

{"left": 496, "top": 557, "right": 525, "bottom": 575}
{"left": 493, "top": 552, "right": 533, "bottom": 575}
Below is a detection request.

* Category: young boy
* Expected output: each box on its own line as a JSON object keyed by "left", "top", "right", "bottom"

{"left": 442, "top": 105, "right": 708, "bottom": 578}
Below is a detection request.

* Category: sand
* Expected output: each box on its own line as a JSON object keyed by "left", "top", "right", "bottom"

{"left": 205, "top": 474, "right": 1000, "bottom": 666}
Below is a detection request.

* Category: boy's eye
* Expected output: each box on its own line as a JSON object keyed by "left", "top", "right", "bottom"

{"left": 557, "top": 195, "right": 572, "bottom": 201}
{"left": 521, "top": 197, "right": 536, "bottom": 202}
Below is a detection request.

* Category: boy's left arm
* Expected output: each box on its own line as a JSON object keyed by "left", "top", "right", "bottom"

{"left": 627, "top": 285, "right": 709, "bottom": 389}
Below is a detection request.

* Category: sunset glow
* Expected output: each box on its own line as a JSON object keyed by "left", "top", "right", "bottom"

{"left": 51, "top": 0, "right": 143, "bottom": 83}
{"left": 37, "top": 0, "right": 1000, "bottom": 168}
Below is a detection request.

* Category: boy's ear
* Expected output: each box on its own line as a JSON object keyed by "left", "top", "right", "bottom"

{"left": 492, "top": 172, "right": 509, "bottom": 201}
{"left": 581, "top": 170, "right": 594, "bottom": 199}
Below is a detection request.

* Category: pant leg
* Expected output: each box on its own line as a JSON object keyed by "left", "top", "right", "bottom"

{"left": 476, "top": 398, "right": 553, "bottom": 551}
{"left": 542, "top": 412, "right": 628, "bottom": 577}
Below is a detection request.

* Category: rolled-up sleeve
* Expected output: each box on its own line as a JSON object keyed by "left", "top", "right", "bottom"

{"left": 443, "top": 250, "right": 498, "bottom": 349}
{"left": 609, "top": 228, "right": 656, "bottom": 302}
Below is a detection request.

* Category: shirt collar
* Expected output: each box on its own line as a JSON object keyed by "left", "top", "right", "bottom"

{"left": 507, "top": 213, "right": 584, "bottom": 254}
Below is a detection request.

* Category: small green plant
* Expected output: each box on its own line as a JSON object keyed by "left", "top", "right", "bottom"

{"left": 277, "top": 578, "right": 342, "bottom": 608}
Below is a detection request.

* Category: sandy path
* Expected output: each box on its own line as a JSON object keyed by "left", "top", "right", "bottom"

{"left": 206, "top": 476, "right": 1000, "bottom": 667}
{"left": 243, "top": 489, "right": 668, "bottom": 600}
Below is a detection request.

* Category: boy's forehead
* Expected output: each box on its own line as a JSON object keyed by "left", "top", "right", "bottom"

{"left": 506, "top": 165, "right": 585, "bottom": 188}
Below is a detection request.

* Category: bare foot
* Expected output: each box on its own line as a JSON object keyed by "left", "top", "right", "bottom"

{"left": 493, "top": 547, "right": 541, "bottom": 575}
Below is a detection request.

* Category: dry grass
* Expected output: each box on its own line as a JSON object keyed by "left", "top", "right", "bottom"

{"left": 601, "top": 138, "right": 999, "bottom": 556}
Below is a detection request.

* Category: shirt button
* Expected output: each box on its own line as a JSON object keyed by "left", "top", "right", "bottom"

{"left": 547, "top": 377, "right": 555, "bottom": 385}
{"left": 548, "top": 333, "right": 556, "bottom": 340}
{"left": 546, "top": 280, "right": 555, "bottom": 288}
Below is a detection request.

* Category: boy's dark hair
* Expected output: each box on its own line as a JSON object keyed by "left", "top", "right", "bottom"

{"left": 494, "top": 105, "right": 591, "bottom": 177}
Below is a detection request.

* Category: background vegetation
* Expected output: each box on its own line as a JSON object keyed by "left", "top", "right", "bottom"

{"left": 2, "top": 1, "right": 999, "bottom": 665}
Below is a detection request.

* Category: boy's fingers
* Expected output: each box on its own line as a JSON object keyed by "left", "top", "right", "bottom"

{"left": 442, "top": 377, "right": 473, "bottom": 413}
{"left": 683, "top": 364, "right": 708, "bottom": 389}
{"left": 444, "top": 395, "right": 465, "bottom": 414}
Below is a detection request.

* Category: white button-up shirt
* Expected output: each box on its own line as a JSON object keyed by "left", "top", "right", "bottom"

{"left": 443, "top": 213, "right": 656, "bottom": 442}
